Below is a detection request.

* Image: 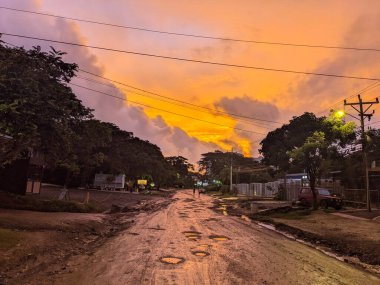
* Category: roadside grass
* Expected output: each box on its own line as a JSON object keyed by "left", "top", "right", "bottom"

{"left": 0, "top": 192, "right": 100, "bottom": 213}
{"left": 0, "top": 228, "right": 20, "bottom": 250}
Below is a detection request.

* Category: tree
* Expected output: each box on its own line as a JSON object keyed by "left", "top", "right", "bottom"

{"left": 96, "top": 125, "right": 172, "bottom": 186}
{"left": 0, "top": 39, "right": 189, "bottom": 190}
{"left": 165, "top": 156, "right": 194, "bottom": 177}
{"left": 165, "top": 156, "right": 194, "bottom": 187}
{"left": 0, "top": 40, "right": 92, "bottom": 166}
{"left": 198, "top": 150, "right": 257, "bottom": 184}
{"left": 60, "top": 119, "right": 113, "bottom": 187}
{"left": 289, "top": 132, "right": 328, "bottom": 209}
{"left": 287, "top": 113, "right": 355, "bottom": 210}
{"left": 260, "top": 112, "right": 324, "bottom": 174}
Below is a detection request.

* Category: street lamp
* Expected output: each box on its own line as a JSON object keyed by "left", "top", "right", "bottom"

{"left": 334, "top": 110, "right": 345, "bottom": 119}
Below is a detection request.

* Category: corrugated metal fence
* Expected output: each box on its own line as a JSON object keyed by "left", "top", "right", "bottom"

{"left": 234, "top": 181, "right": 301, "bottom": 201}
{"left": 234, "top": 182, "right": 380, "bottom": 206}
{"left": 234, "top": 181, "right": 282, "bottom": 198}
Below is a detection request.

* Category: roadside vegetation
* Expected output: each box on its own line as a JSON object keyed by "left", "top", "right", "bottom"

{"left": 0, "top": 38, "right": 197, "bottom": 191}
{"left": 0, "top": 191, "right": 99, "bottom": 213}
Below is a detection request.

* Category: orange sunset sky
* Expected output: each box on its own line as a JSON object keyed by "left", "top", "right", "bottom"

{"left": 1, "top": 0, "right": 380, "bottom": 162}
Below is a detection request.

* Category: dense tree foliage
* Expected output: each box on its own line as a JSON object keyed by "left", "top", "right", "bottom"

{"left": 198, "top": 150, "right": 258, "bottom": 184}
{"left": 0, "top": 40, "right": 92, "bottom": 165}
{"left": 260, "top": 113, "right": 324, "bottom": 173}
{"left": 0, "top": 40, "right": 181, "bottom": 188}
{"left": 165, "top": 156, "right": 195, "bottom": 187}
{"left": 261, "top": 112, "right": 355, "bottom": 209}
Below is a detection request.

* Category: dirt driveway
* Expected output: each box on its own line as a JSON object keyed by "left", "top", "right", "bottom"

{"left": 46, "top": 190, "right": 379, "bottom": 285}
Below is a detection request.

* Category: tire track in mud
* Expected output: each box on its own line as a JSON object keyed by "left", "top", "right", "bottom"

{"left": 53, "top": 190, "right": 379, "bottom": 285}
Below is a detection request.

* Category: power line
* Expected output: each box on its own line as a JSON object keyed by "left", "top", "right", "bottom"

{"left": 2, "top": 32, "right": 380, "bottom": 81}
{"left": 1, "top": 39, "right": 279, "bottom": 129}
{"left": 69, "top": 82, "right": 267, "bottom": 135}
{"left": 77, "top": 69, "right": 282, "bottom": 125}
{"left": 75, "top": 75, "right": 277, "bottom": 130}
{"left": 2, "top": 6, "right": 380, "bottom": 53}
{"left": 368, "top": 120, "right": 380, "bottom": 126}
{"left": 1, "top": 40, "right": 17, "bottom": 48}
{"left": 316, "top": 81, "right": 380, "bottom": 116}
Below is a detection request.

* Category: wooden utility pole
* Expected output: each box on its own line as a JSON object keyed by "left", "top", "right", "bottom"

{"left": 344, "top": 95, "right": 379, "bottom": 212}
{"left": 230, "top": 148, "right": 233, "bottom": 193}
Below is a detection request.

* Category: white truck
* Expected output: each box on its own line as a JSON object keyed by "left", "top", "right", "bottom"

{"left": 93, "top": 174, "right": 125, "bottom": 191}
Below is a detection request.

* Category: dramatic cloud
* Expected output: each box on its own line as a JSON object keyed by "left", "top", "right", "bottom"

{"left": 290, "top": 13, "right": 380, "bottom": 118}
{"left": 2, "top": 0, "right": 380, "bottom": 160}
{"left": 0, "top": 0, "right": 220, "bottom": 163}
{"left": 215, "top": 96, "right": 280, "bottom": 122}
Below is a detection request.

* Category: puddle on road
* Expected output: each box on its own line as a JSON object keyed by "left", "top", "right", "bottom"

{"left": 160, "top": 256, "right": 185, "bottom": 264}
{"left": 179, "top": 211, "right": 190, "bottom": 218}
{"left": 196, "top": 244, "right": 212, "bottom": 251}
{"left": 184, "top": 198, "right": 195, "bottom": 203}
{"left": 209, "top": 235, "right": 230, "bottom": 241}
{"left": 204, "top": 218, "right": 218, "bottom": 222}
{"left": 216, "top": 203, "right": 229, "bottom": 214}
{"left": 192, "top": 251, "right": 210, "bottom": 257}
{"left": 240, "top": 215, "right": 251, "bottom": 222}
{"left": 187, "top": 236, "right": 198, "bottom": 240}
{"left": 183, "top": 231, "right": 202, "bottom": 240}
{"left": 147, "top": 227, "right": 165, "bottom": 231}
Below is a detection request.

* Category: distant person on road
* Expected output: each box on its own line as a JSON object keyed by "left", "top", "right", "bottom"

{"left": 198, "top": 189, "right": 202, "bottom": 198}
{"left": 193, "top": 187, "right": 196, "bottom": 196}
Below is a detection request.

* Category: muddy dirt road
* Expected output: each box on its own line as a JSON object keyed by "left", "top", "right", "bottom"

{"left": 54, "top": 190, "right": 379, "bottom": 285}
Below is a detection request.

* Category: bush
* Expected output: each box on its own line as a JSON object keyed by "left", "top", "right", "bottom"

{"left": 220, "top": 185, "right": 229, "bottom": 194}
{"left": 0, "top": 191, "right": 100, "bottom": 213}
{"left": 274, "top": 185, "right": 286, "bottom": 200}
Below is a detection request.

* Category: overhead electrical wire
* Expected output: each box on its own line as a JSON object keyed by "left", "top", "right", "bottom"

{"left": 1, "top": 6, "right": 380, "bottom": 53}
{"left": 316, "top": 81, "right": 380, "bottom": 116}
{"left": 68, "top": 82, "right": 267, "bottom": 135}
{"left": 4, "top": 39, "right": 380, "bottom": 134}
{"left": 1, "top": 40, "right": 279, "bottom": 131}
{"left": 1, "top": 33, "right": 380, "bottom": 81}
{"left": 77, "top": 69, "right": 283, "bottom": 125}
{"left": 74, "top": 75, "right": 277, "bottom": 130}
{"left": 368, "top": 120, "right": 380, "bottom": 126}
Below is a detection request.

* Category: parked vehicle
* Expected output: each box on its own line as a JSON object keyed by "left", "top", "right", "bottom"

{"left": 93, "top": 174, "right": 125, "bottom": 191}
{"left": 298, "top": 187, "right": 343, "bottom": 210}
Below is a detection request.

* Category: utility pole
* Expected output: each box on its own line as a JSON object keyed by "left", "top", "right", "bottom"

{"left": 345, "top": 95, "right": 379, "bottom": 212}
{"left": 230, "top": 147, "right": 233, "bottom": 193}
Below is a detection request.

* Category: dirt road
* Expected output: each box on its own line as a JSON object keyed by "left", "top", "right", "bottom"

{"left": 54, "top": 190, "right": 379, "bottom": 285}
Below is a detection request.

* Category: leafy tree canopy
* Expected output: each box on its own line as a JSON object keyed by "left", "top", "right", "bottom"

{"left": 0, "top": 39, "right": 92, "bottom": 165}
{"left": 198, "top": 150, "right": 257, "bottom": 183}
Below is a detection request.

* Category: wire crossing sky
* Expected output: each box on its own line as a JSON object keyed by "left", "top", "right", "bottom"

{"left": 2, "top": 0, "right": 380, "bottom": 160}
{"left": 1, "top": 6, "right": 380, "bottom": 52}
{"left": 2, "top": 33, "right": 380, "bottom": 81}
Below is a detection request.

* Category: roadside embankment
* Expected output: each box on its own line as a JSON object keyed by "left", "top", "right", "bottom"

{"left": 0, "top": 188, "right": 173, "bottom": 284}
{"left": 211, "top": 195, "right": 380, "bottom": 272}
